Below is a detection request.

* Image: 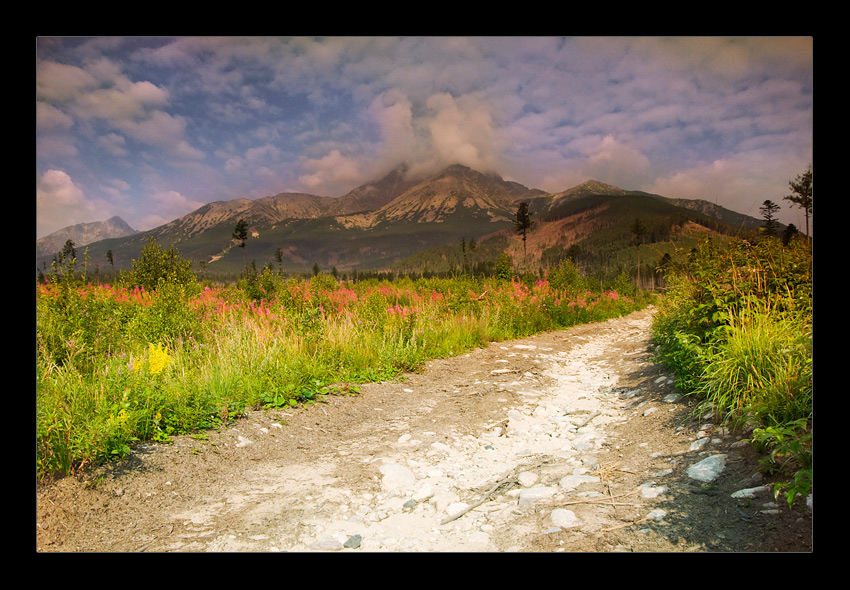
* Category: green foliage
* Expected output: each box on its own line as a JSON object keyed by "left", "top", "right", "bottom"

{"left": 784, "top": 165, "right": 812, "bottom": 239}
{"left": 694, "top": 307, "right": 812, "bottom": 426}
{"left": 120, "top": 237, "right": 197, "bottom": 293}
{"left": 494, "top": 252, "right": 513, "bottom": 281}
{"left": 651, "top": 234, "right": 812, "bottom": 504}
{"left": 240, "top": 261, "right": 278, "bottom": 301}
{"left": 750, "top": 419, "right": 812, "bottom": 508}
{"left": 547, "top": 258, "right": 581, "bottom": 292}
{"left": 514, "top": 202, "right": 532, "bottom": 239}
{"left": 232, "top": 218, "right": 248, "bottom": 246}
{"left": 36, "top": 272, "right": 649, "bottom": 479}
{"left": 129, "top": 282, "right": 200, "bottom": 343}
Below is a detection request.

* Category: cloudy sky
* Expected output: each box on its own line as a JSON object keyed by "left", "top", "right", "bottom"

{"left": 36, "top": 36, "right": 813, "bottom": 238}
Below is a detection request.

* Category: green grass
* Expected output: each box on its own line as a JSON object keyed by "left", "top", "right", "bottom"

{"left": 36, "top": 269, "right": 651, "bottom": 480}
{"left": 650, "top": 235, "right": 812, "bottom": 507}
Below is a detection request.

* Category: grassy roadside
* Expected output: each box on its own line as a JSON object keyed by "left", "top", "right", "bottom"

{"left": 36, "top": 260, "right": 651, "bottom": 480}
{"left": 650, "top": 235, "right": 812, "bottom": 508}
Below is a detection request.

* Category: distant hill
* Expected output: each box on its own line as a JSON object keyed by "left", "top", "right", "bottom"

{"left": 392, "top": 186, "right": 766, "bottom": 283}
{"left": 36, "top": 216, "right": 138, "bottom": 259}
{"left": 36, "top": 164, "right": 770, "bottom": 280}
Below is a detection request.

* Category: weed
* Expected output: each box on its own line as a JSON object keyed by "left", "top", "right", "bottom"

{"left": 36, "top": 272, "right": 648, "bottom": 479}
{"left": 652, "top": 235, "right": 812, "bottom": 502}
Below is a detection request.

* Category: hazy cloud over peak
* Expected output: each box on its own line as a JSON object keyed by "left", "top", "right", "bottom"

{"left": 37, "top": 36, "right": 812, "bottom": 237}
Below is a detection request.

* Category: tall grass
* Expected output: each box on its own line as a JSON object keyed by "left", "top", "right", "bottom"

{"left": 696, "top": 304, "right": 812, "bottom": 426}
{"left": 651, "top": 236, "right": 812, "bottom": 506}
{"left": 36, "top": 265, "right": 650, "bottom": 479}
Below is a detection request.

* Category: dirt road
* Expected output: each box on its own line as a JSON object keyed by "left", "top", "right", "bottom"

{"left": 36, "top": 307, "right": 812, "bottom": 552}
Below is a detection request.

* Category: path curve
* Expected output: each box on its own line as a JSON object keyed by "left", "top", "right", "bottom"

{"left": 36, "top": 307, "right": 812, "bottom": 552}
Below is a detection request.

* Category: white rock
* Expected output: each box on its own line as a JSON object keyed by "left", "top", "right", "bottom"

{"left": 379, "top": 463, "right": 417, "bottom": 490}
{"left": 518, "top": 486, "right": 557, "bottom": 508}
{"left": 413, "top": 483, "right": 435, "bottom": 502}
{"left": 445, "top": 502, "right": 470, "bottom": 517}
{"left": 639, "top": 484, "right": 667, "bottom": 499}
{"left": 235, "top": 436, "right": 253, "bottom": 447}
{"left": 517, "top": 471, "right": 539, "bottom": 487}
{"left": 686, "top": 454, "right": 727, "bottom": 482}
{"left": 646, "top": 509, "right": 667, "bottom": 521}
{"left": 559, "top": 474, "right": 599, "bottom": 491}
{"left": 550, "top": 508, "right": 581, "bottom": 529}
{"left": 310, "top": 538, "right": 343, "bottom": 551}
{"left": 689, "top": 437, "right": 710, "bottom": 451}
{"left": 731, "top": 485, "right": 772, "bottom": 499}
{"left": 431, "top": 492, "right": 460, "bottom": 512}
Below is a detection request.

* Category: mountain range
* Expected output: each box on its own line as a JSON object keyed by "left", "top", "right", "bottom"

{"left": 36, "top": 164, "right": 768, "bottom": 279}
{"left": 36, "top": 216, "right": 138, "bottom": 259}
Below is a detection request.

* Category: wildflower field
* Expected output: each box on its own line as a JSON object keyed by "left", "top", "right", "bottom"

{"left": 36, "top": 260, "right": 649, "bottom": 480}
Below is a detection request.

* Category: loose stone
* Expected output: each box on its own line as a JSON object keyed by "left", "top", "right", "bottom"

{"left": 686, "top": 454, "right": 728, "bottom": 482}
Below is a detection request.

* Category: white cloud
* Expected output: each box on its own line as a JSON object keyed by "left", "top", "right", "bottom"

{"left": 298, "top": 149, "right": 363, "bottom": 194}
{"left": 581, "top": 135, "right": 652, "bottom": 187}
{"left": 98, "top": 133, "right": 128, "bottom": 157}
{"left": 115, "top": 110, "right": 205, "bottom": 160}
{"left": 36, "top": 169, "right": 105, "bottom": 237}
{"left": 36, "top": 37, "right": 812, "bottom": 231}
{"left": 645, "top": 154, "right": 809, "bottom": 227}
{"left": 137, "top": 190, "right": 205, "bottom": 230}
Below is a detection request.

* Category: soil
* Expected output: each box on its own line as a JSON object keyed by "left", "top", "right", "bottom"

{"left": 35, "top": 307, "right": 813, "bottom": 553}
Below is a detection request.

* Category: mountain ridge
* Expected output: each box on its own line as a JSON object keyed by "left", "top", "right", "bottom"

{"left": 36, "top": 164, "right": 767, "bottom": 276}
{"left": 36, "top": 216, "right": 138, "bottom": 258}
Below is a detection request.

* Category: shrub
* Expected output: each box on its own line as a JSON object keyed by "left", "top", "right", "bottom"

{"left": 651, "top": 235, "right": 812, "bottom": 505}
{"left": 120, "top": 237, "right": 197, "bottom": 293}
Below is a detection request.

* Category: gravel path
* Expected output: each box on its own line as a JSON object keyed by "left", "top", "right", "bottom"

{"left": 36, "top": 307, "right": 813, "bottom": 552}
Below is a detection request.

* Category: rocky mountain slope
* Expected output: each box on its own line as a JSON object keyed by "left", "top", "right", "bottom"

{"left": 36, "top": 164, "right": 766, "bottom": 277}
{"left": 36, "top": 216, "right": 137, "bottom": 258}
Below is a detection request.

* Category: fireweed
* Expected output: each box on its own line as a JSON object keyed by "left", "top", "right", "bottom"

{"left": 36, "top": 275, "right": 649, "bottom": 478}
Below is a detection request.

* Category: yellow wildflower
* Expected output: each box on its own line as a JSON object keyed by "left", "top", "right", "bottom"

{"left": 148, "top": 343, "right": 171, "bottom": 376}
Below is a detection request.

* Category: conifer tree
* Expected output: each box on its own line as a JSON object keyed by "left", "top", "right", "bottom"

{"left": 233, "top": 218, "right": 249, "bottom": 270}
{"left": 760, "top": 199, "right": 781, "bottom": 237}
{"left": 514, "top": 202, "right": 533, "bottom": 265}
{"left": 784, "top": 165, "right": 812, "bottom": 243}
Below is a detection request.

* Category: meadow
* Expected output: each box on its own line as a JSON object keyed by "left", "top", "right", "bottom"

{"left": 36, "top": 233, "right": 813, "bottom": 508}
{"left": 36, "top": 251, "right": 648, "bottom": 480}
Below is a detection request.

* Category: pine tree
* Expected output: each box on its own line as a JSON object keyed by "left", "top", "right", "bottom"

{"left": 514, "top": 202, "right": 533, "bottom": 265}
{"left": 631, "top": 219, "right": 647, "bottom": 287}
{"left": 233, "top": 218, "right": 249, "bottom": 270}
{"left": 784, "top": 165, "right": 812, "bottom": 243}
{"left": 232, "top": 218, "right": 248, "bottom": 246}
{"left": 759, "top": 199, "right": 781, "bottom": 237}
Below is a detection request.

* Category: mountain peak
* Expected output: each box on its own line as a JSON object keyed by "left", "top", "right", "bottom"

{"left": 565, "top": 179, "right": 630, "bottom": 195}
{"left": 36, "top": 216, "right": 138, "bottom": 258}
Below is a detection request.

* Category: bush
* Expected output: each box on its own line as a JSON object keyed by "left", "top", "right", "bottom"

{"left": 120, "top": 237, "right": 197, "bottom": 293}
{"left": 547, "top": 258, "right": 581, "bottom": 292}
{"left": 651, "top": 236, "right": 812, "bottom": 505}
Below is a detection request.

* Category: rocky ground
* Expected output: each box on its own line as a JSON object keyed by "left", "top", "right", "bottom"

{"left": 36, "top": 307, "right": 813, "bottom": 552}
